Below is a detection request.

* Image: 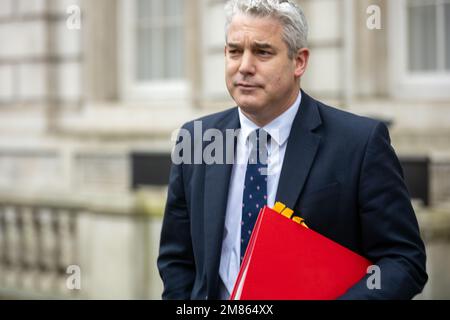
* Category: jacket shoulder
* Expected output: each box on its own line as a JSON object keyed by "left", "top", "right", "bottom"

{"left": 181, "top": 107, "right": 238, "bottom": 132}
{"left": 315, "top": 101, "right": 384, "bottom": 139}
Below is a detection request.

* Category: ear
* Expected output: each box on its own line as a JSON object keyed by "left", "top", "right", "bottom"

{"left": 294, "top": 48, "right": 310, "bottom": 78}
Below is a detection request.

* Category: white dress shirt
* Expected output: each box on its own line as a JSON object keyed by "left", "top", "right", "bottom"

{"left": 218, "top": 91, "right": 302, "bottom": 299}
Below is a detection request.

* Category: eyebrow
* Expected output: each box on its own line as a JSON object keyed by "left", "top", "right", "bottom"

{"left": 253, "top": 42, "right": 274, "bottom": 50}
{"left": 227, "top": 42, "right": 241, "bottom": 49}
{"left": 227, "top": 42, "right": 275, "bottom": 50}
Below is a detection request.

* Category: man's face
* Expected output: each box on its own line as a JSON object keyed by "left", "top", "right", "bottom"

{"left": 225, "top": 14, "right": 306, "bottom": 123}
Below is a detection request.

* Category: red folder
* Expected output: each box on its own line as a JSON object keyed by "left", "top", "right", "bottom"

{"left": 230, "top": 203, "right": 372, "bottom": 300}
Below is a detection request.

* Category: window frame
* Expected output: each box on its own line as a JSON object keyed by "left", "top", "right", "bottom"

{"left": 388, "top": 0, "right": 450, "bottom": 100}
{"left": 118, "top": 0, "right": 189, "bottom": 102}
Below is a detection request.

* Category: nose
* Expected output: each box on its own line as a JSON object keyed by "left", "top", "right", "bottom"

{"left": 239, "top": 51, "right": 256, "bottom": 76}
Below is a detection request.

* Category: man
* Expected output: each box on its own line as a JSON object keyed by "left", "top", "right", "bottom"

{"left": 158, "top": 0, "right": 427, "bottom": 300}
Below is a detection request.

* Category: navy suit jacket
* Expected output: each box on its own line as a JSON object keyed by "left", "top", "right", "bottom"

{"left": 157, "top": 91, "right": 427, "bottom": 300}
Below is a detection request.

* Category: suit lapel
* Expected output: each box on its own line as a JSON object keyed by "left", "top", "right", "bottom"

{"left": 276, "top": 91, "right": 323, "bottom": 210}
{"left": 204, "top": 108, "right": 240, "bottom": 298}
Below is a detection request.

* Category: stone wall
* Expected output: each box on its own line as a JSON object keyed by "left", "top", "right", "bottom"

{"left": 0, "top": 0, "right": 82, "bottom": 108}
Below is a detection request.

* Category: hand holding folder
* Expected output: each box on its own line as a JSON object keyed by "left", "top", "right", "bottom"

{"left": 231, "top": 203, "right": 372, "bottom": 300}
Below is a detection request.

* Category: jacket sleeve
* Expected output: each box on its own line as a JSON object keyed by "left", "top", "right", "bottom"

{"left": 157, "top": 129, "right": 195, "bottom": 300}
{"left": 339, "top": 122, "right": 428, "bottom": 299}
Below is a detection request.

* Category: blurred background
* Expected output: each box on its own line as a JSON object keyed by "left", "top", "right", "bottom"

{"left": 0, "top": 0, "right": 449, "bottom": 299}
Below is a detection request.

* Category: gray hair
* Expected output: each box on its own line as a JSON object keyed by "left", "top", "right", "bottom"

{"left": 225, "top": 0, "right": 309, "bottom": 58}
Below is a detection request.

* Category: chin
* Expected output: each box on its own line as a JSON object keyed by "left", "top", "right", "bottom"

{"left": 235, "top": 96, "right": 263, "bottom": 111}
{"left": 237, "top": 103, "right": 264, "bottom": 116}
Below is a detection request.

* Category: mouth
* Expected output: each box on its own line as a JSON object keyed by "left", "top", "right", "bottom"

{"left": 235, "top": 82, "right": 262, "bottom": 89}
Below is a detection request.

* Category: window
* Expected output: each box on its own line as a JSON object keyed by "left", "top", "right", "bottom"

{"left": 120, "top": 0, "right": 188, "bottom": 101}
{"left": 136, "top": 0, "right": 184, "bottom": 81}
{"left": 407, "top": 0, "right": 450, "bottom": 72}
{"left": 389, "top": 0, "right": 450, "bottom": 99}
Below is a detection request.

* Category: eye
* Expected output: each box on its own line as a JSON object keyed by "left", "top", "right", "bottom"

{"left": 257, "top": 50, "right": 272, "bottom": 56}
{"left": 228, "top": 48, "right": 241, "bottom": 55}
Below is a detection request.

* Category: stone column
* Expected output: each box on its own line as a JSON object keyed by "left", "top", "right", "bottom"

{"left": 354, "top": 0, "right": 389, "bottom": 98}
{"left": 82, "top": 0, "right": 118, "bottom": 102}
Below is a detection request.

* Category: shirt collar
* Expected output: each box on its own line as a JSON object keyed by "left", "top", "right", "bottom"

{"left": 238, "top": 91, "right": 302, "bottom": 147}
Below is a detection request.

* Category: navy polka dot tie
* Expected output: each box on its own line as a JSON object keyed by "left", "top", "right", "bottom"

{"left": 241, "top": 129, "right": 269, "bottom": 264}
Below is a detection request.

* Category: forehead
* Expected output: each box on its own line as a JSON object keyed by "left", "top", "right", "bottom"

{"left": 227, "top": 14, "right": 284, "bottom": 45}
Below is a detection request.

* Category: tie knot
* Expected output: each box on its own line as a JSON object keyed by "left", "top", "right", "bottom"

{"left": 248, "top": 129, "right": 270, "bottom": 165}
{"left": 249, "top": 129, "right": 270, "bottom": 147}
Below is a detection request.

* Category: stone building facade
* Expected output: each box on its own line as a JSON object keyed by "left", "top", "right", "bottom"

{"left": 0, "top": 0, "right": 449, "bottom": 299}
